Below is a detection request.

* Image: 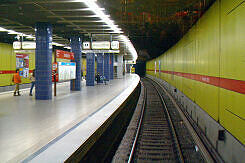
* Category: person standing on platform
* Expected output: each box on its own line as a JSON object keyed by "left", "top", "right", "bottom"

{"left": 95, "top": 72, "right": 100, "bottom": 84}
{"left": 81, "top": 70, "right": 83, "bottom": 80}
{"left": 29, "top": 69, "right": 35, "bottom": 96}
{"left": 12, "top": 69, "right": 21, "bottom": 96}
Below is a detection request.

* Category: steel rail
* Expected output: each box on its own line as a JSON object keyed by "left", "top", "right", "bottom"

{"left": 150, "top": 78, "right": 217, "bottom": 163}
{"left": 150, "top": 80, "right": 185, "bottom": 163}
{"left": 128, "top": 79, "right": 184, "bottom": 163}
{"left": 127, "top": 81, "right": 147, "bottom": 163}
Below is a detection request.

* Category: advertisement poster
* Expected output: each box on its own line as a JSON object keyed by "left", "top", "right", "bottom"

{"left": 58, "top": 62, "right": 76, "bottom": 81}
{"left": 16, "top": 53, "right": 29, "bottom": 78}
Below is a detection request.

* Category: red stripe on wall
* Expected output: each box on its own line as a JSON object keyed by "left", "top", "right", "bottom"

{"left": 0, "top": 70, "right": 16, "bottom": 74}
{"left": 220, "top": 78, "right": 245, "bottom": 94}
{"left": 147, "top": 69, "right": 245, "bottom": 95}
{"left": 0, "top": 70, "right": 34, "bottom": 74}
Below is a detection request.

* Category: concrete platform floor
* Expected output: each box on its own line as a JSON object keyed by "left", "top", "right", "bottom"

{"left": 0, "top": 74, "right": 139, "bottom": 163}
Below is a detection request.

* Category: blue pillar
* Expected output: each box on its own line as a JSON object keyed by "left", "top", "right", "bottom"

{"left": 96, "top": 53, "right": 103, "bottom": 83}
{"left": 110, "top": 54, "right": 114, "bottom": 80}
{"left": 70, "top": 36, "right": 82, "bottom": 91}
{"left": 86, "top": 53, "right": 95, "bottom": 86}
{"left": 35, "top": 23, "right": 52, "bottom": 100}
{"left": 104, "top": 53, "right": 110, "bottom": 81}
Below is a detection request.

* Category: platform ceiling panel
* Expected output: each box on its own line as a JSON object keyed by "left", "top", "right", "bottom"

{"left": 0, "top": 0, "right": 215, "bottom": 60}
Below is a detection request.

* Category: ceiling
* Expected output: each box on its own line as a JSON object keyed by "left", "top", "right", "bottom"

{"left": 97, "top": 0, "right": 215, "bottom": 60}
{"left": 0, "top": 0, "right": 215, "bottom": 61}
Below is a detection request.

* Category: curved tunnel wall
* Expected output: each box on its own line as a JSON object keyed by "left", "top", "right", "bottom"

{"left": 146, "top": 0, "right": 245, "bottom": 145}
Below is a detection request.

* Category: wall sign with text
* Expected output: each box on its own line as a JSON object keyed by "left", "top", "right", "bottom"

{"left": 56, "top": 50, "right": 74, "bottom": 60}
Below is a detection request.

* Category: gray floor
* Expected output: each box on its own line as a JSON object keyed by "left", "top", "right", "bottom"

{"left": 0, "top": 83, "right": 31, "bottom": 93}
{"left": 0, "top": 74, "right": 139, "bottom": 163}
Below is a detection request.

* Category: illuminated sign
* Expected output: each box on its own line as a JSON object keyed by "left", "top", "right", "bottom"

{"left": 82, "top": 50, "right": 120, "bottom": 54}
{"left": 56, "top": 50, "right": 74, "bottom": 60}
{"left": 111, "top": 41, "right": 119, "bottom": 50}
{"left": 83, "top": 41, "right": 90, "bottom": 50}
{"left": 126, "top": 60, "right": 136, "bottom": 64}
{"left": 92, "top": 41, "right": 110, "bottom": 50}
{"left": 13, "top": 41, "right": 36, "bottom": 50}
{"left": 83, "top": 41, "right": 120, "bottom": 50}
{"left": 13, "top": 42, "right": 21, "bottom": 49}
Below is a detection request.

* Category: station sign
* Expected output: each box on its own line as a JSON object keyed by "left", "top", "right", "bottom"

{"left": 92, "top": 41, "right": 111, "bottom": 50}
{"left": 126, "top": 60, "right": 136, "bottom": 64}
{"left": 13, "top": 42, "right": 21, "bottom": 49}
{"left": 13, "top": 41, "right": 36, "bottom": 50}
{"left": 111, "top": 41, "right": 120, "bottom": 50}
{"left": 82, "top": 50, "right": 120, "bottom": 54}
{"left": 83, "top": 41, "right": 91, "bottom": 50}
{"left": 56, "top": 50, "right": 74, "bottom": 60}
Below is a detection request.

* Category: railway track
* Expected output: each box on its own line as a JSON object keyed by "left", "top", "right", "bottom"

{"left": 113, "top": 77, "right": 216, "bottom": 163}
{"left": 128, "top": 78, "right": 185, "bottom": 162}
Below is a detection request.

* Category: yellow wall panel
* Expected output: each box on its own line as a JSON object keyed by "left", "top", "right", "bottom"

{"left": 220, "top": 89, "right": 245, "bottom": 144}
{"left": 146, "top": 1, "right": 245, "bottom": 144}
{"left": 196, "top": 3, "right": 220, "bottom": 77}
{"left": 195, "top": 81, "right": 219, "bottom": 121}
{"left": 194, "top": 2, "right": 220, "bottom": 121}
{"left": 219, "top": 0, "right": 245, "bottom": 144}
{"left": 221, "top": 0, "right": 244, "bottom": 15}
{"left": 0, "top": 43, "right": 14, "bottom": 86}
{"left": 82, "top": 58, "right": 86, "bottom": 76}
{"left": 221, "top": 2, "right": 245, "bottom": 81}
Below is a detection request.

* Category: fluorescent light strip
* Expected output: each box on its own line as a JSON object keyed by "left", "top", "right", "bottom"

{"left": 0, "top": 26, "right": 37, "bottom": 40}
{"left": 73, "top": 0, "right": 97, "bottom": 2}
{"left": 52, "top": 42, "right": 65, "bottom": 47}
{"left": 0, "top": 27, "right": 8, "bottom": 31}
{"left": 0, "top": 26, "right": 69, "bottom": 49}
{"left": 26, "top": 35, "right": 35, "bottom": 39}
{"left": 81, "top": 0, "right": 122, "bottom": 33}
{"left": 80, "top": 0, "right": 138, "bottom": 60}
{"left": 64, "top": 46, "right": 71, "bottom": 49}
{"left": 119, "top": 35, "right": 138, "bottom": 61}
{"left": 79, "top": 0, "right": 138, "bottom": 60}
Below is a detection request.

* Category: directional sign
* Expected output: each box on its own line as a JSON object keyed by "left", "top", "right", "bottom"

{"left": 83, "top": 41, "right": 90, "bottom": 50}
{"left": 111, "top": 41, "right": 119, "bottom": 50}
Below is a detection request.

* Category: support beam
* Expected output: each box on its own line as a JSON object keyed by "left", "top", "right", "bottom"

{"left": 35, "top": 22, "right": 53, "bottom": 100}
{"left": 86, "top": 53, "right": 95, "bottom": 86}
{"left": 70, "top": 36, "right": 82, "bottom": 91}
{"left": 96, "top": 53, "right": 104, "bottom": 83}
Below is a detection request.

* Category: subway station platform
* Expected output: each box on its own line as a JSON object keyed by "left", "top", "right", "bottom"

{"left": 0, "top": 74, "right": 140, "bottom": 163}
